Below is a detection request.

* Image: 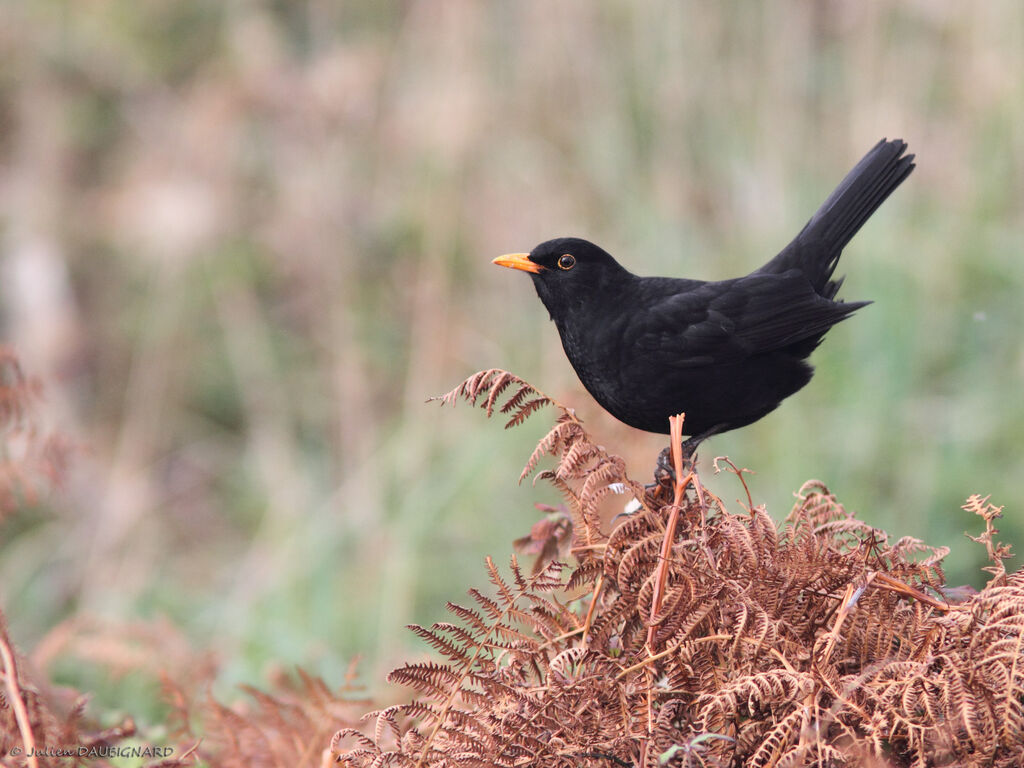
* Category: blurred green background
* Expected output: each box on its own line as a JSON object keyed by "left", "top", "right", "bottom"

{"left": 1, "top": 0, "right": 1022, "bottom": 721}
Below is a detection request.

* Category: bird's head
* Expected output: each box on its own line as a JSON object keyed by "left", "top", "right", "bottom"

{"left": 492, "top": 237, "right": 631, "bottom": 316}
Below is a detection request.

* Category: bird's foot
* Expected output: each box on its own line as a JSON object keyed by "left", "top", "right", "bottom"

{"left": 653, "top": 446, "right": 675, "bottom": 488}
{"left": 651, "top": 428, "right": 721, "bottom": 489}
{"left": 653, "top": 443, "right": 697, "bottom": 489}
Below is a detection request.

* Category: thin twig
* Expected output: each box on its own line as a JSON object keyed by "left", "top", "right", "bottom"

{"left": 713, "top": 455, "right": 754, "bottom": 513}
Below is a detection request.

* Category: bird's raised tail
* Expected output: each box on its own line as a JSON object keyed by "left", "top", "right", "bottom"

{"left": 759, "top": 138, "right": 915, "bottom": 297}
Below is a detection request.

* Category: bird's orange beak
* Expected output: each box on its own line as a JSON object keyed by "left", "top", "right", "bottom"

{"left": 492, "top": 253, "right": 543, "bottom": 274}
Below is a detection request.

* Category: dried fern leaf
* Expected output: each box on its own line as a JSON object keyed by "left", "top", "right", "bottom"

{"left": 430, "top": 368, "right": 567, "bottom": 430}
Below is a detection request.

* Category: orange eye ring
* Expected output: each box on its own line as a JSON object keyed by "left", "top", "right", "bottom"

{"left": 558, "top": 254, "right": 576, "bottom": 270}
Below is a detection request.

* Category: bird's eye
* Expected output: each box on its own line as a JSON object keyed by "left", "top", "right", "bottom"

{"left": 558, "top": 254, "right": 576, "bottom": 270}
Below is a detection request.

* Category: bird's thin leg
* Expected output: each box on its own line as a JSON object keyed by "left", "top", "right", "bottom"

{"left": 653, "top": 447, "right": 674, "bottom": 487}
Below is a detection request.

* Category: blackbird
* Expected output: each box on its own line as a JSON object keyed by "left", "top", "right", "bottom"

{"left": 493, "top": 138, "right": 914, "bottom": 450}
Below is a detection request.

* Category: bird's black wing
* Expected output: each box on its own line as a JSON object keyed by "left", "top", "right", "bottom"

{"left": 629, "top": 273, "right": 866, "bottom": 368}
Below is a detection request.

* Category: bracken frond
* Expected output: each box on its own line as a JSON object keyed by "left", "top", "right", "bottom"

{"left": 430, "top": 368, "right": 565, "bottom": 430}
{"left": 333, "top": 370, "right": 1024, "bottom": 768}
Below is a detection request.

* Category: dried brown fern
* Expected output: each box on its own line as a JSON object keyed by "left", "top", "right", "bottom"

{"left": 188, "top": 668, "right": 365, "bottom": 768}
{"left": 334, "top": 369, "right": 1024, "bottom": 767}
{"left": 430, "top": 369, "right": 563, "bottom": 432}
{"left": 0, "top": 610, "right": 138, "bottom": 768}
{"left": 432, "top": 369, "right": 647, "bottom": 546}
{"left": 0, "top": 352, "right": 135, "bottom": 768}
{"left": 0, "top": 347, "right": 70, "bottom": 520}
{"left": 334, "top": 556, "right": 588, "bottom": 768}
{"left": 965, "top": 494, "right": 1013, "bottom": 587}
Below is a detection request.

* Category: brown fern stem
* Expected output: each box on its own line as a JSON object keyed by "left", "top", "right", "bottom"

{"left": 581, "top": 572, "right": 605, "bottom": 646}
{"left": 819, "top": 575, "right": 875, "bottom": 668}
{"left": 617, "top": 634, "right": 733, "bottom": 680}
{"left": 871, "top": 571, "right": 950, "bottom": 612}
{"left": 646, "top": 413, "right": 690, "bottom": 653}
{"left": 0, "top": 628, "right": 39, "bottom": 768}
{"left": 1000, "top": 624, "right": 1024, "bottom": 745}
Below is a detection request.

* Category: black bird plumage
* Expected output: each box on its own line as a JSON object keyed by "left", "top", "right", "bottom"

{"left": 493, "top": 139, "right": 915, "bottom": 444}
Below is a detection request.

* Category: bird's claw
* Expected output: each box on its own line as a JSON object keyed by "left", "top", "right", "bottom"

{"left": 653, "top": 444, "right": 699, "bottom": 489}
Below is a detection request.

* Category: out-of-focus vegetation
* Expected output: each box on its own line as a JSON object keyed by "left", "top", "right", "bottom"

{"left": 0, "top": 0, "right": 1022, "bottom": 720}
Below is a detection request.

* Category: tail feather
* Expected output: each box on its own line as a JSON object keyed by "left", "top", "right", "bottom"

{"left": 809, "top": 138, "right": 915, "bottom": 253}
{"left": 759, "top": 138, "right": 915, "bottom": 295}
